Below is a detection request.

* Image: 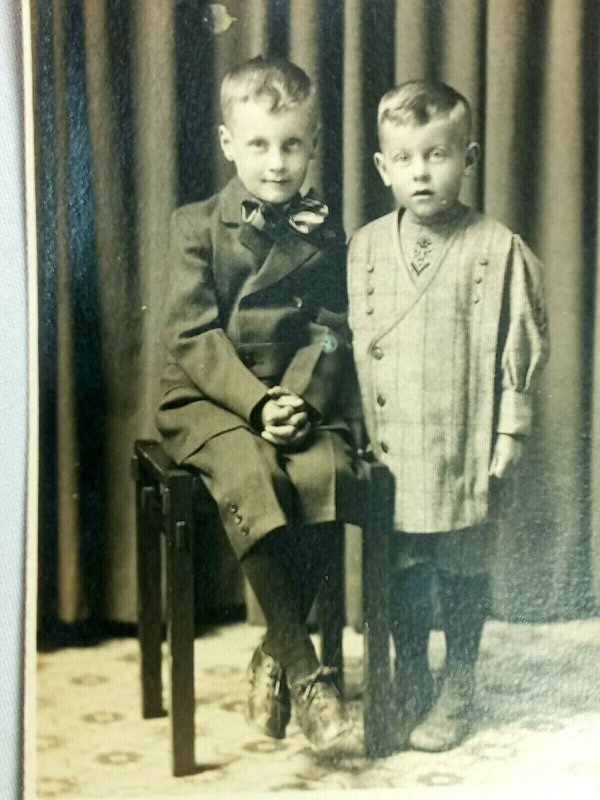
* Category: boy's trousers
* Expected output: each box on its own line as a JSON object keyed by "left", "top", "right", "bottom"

{"left": 183, "top": 427, "right": 362, "bottom": 560}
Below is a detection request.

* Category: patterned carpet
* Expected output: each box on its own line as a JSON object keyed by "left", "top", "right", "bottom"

{"left": 36, "top": 619, "right": 600, "bottom": 798}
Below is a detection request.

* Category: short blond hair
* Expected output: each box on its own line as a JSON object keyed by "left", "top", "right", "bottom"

{"left": 378, "top": 80, "right": 472, "bottom": 146}
{"left": 220, "top": 55, "right": 317, "bottom": 129}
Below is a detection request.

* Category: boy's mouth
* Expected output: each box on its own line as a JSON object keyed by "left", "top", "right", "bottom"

{"left": 412, "top": 189, "right": 434, "bottom": 197}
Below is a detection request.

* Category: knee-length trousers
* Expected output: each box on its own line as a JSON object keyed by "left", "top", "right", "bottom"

{"left": 183, "top": 427, "right": 362, "bottom": 560}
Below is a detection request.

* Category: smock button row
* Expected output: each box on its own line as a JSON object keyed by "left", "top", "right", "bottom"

{"left": 241, "top": 526, "right": 250, "bottom": 536}
{"left": 479, "top": 258, "right": 489, "bottom": 266}
{"left": 371, "top": 346, "right": 383, "bottom": 360}
{"left": 234, "top": 513, "right": 243, "bottom": 524}
{"left": 376, "top": 394, "right": 386, "bottom": 407}
{"left": 229, "top": 502, "right": 238, "bottom": 513}
{"left": 366, "top": 306, "right": 374, "bottom": 315}
{"left": 367, "top": 285, "right": 374, "bottom": 295}
{"left": 367, "top": 264, "right": 375, "bottom": 273}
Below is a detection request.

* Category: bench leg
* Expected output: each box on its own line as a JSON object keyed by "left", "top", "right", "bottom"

{"left": 319, "top": 524, "right": 345, "bottom": 694}
{"left": 362, "top": 466, "right": 394, "bottom": 758}
{"left": 165, "top": 477, "right": 196, "bottom": 776}
{"left": 136, "top": 482, "right": 165, "bottom": 719}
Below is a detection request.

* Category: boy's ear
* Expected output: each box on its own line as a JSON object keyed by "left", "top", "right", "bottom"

{"left": 218, "top": 124, "right": 235, "bottom": 162}
{"left": 373, "top": 152, "right": 391, "bottom": 187}
{"left": 463, "top": 142, "right": 480, "bottom": 175}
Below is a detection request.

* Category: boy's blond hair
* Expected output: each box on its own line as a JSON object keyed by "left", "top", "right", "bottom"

{"left": 220, "top": 55, "right": 317, "bottom": 128}
{"left": 378, "top": 80, "right": 472, "bottom": 146}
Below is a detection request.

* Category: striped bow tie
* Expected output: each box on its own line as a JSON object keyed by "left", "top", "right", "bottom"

{"left": 241, "top": 193, "right": 329, "bottom": 236}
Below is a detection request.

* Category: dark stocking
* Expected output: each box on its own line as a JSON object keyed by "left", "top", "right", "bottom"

{"left": 438, "top": 570, "right": 490, "bottom": 671}
{"left": 241, "top": 524, "right": 338, "bottom": 685}
{"left": 390, "top": 563, "right": 436, "bottom": 664}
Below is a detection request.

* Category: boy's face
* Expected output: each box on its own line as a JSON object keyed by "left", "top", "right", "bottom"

{"left": 219, "top": 99, "right": 318, "bottom": 205}
{"left": 374, "top": 116, "right": 479, "bottom": 220}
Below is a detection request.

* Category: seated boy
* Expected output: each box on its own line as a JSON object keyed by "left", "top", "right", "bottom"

{"left": 156, "top": 56, "right": 361, "bottom": 753}
{"left": 348, "top": 80, "right": 549, "bottom": 752}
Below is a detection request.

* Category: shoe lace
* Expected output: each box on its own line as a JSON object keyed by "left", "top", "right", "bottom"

{"left": 293, "top": 665, "right": 338, "bottom": 714}
{"left": 251, "top": 660, "right": 284, "bottom": 698}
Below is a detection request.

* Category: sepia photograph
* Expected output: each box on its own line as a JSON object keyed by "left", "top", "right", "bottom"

{"left": 26, "top": 0, "right": 600, "bottom": 797}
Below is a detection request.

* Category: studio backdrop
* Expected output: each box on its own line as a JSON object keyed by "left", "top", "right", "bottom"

{"left": 34, "top": 0, "right": 600, "bottom": 633}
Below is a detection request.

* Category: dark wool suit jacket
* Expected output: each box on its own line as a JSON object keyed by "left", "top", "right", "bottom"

{"left": 156, "top": 176, "right": 358, "bottom": 466}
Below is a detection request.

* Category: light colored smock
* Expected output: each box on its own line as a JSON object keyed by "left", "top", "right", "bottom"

{"left": 348, "top": 209, "right": 549, "bottom": 534}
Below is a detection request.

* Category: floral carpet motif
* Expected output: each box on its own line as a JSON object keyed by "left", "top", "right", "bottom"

{"left": 36, "top": 619, "right": 600, "bottom": 798}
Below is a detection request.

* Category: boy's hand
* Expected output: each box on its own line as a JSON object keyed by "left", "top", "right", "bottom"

{"left": 260, "top": 385, "right": 312, "bottom": 448}
{"left": 489, "top": 433, "right": 524, "bottom": 479}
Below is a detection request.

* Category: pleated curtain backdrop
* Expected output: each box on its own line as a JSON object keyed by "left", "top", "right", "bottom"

{"left": 35, "top": 0, "right": 600, "bottom": 634}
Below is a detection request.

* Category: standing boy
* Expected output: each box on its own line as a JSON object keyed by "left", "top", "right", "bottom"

{"left": 156, "top": 56, "right": 361, "bottom": 752}
{"left": 348, "top": 80, "right": 549, "bottom": 751}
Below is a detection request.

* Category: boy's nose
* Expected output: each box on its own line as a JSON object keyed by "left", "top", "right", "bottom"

{"left": 267, "top": 149, "right": 285, "bottom": 172}
{"left": 412, "top": 157, "right": 429, "bottom": 180}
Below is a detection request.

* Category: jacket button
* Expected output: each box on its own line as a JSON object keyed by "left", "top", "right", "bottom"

{"left": 472, "top": 295, "right": 480, "bottom": 304}
{"left": 367, "top": 264, "right": 375, "bottom": 273}
{"left": 241, "top": 526, "right": 250, "bottom": 536}
{"left": 479, "top": 258, "right": 489, "bottom": 266}
{"left": 376, "top": 394, "right": 386, "bottom": 407}
{"left": 367, "top": 285, "right": 374, "bottom": 295}
{"left": 475, "top": 274, "right": 483, "bottom": 283}
{"left": 322, "top": 333, "right": 338, "bottom": 353}
{"left": 372, "top": 346, "right": 383, "bottom": 360}
{"left": 380, "top": 441, "right": 389, "bottom": 453}
{"left": 234, "top": 513, "right": 243, "bottom": 524}
{"left": 242, "top": 354, "right": 255, "bottom": 367}
{"left": 229, "top": 502, "right": 238, "bottom": 513}
{"left": 293, "top": 295, "right": 303, "bottom": 309}
{"left": 366, "top": 306, "right": 374, "bottom": 315}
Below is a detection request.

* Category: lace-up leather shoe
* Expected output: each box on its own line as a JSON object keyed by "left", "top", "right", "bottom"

{"left": 245, "top": 644, "right": 291, "bottom": 739}
{"left": 290, "top": 666, "right": 353, "bottom": 752}
{"left": 393, "top": 658, "right": 436, "bottom": 750}
{"left": 408, "top": 664, "right": 475, "bottom": 751}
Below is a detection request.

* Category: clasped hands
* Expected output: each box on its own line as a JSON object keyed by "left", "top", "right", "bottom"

{"left": 260, "top": 385, "right": 312, "bottom": 449}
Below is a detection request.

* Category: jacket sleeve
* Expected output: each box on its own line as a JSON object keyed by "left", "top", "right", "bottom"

{"left": 164, "top": 207, "right": 269, "bottom": 423}
{"left": 280, "top": 239, "right": 356, "bottom": 422}
{"left": 496, "top": 235, "right": 550, "bottom": 437}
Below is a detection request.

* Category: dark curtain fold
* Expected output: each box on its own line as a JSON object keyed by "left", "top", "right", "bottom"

{"left": 35, "top": 0, "right": 600, "bottom": 634}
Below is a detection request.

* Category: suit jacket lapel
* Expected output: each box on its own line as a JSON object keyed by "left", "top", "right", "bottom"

{"left": 219, "top": 176, "right": 323, "bottom": 298}
{"left": 240, "top": 230, "right": 320, "bottom": 299}
{"left": 238, "top": 223, "right": 272, "bottom": 260}
{"left": 220, "top": 176, "right": 267, "bottom": 259}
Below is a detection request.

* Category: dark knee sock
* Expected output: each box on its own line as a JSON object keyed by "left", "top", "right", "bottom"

{"left": 439, "top": 570, "right": 489, "bottom": 668}
{"left": 390, "top": 562, "right": 436, "bottom": 663}
{"left": 241, "top": 531, "right": 319, "bottom": 683}
{"left": 286, "top": 522, "right": 339, "bottom": 621}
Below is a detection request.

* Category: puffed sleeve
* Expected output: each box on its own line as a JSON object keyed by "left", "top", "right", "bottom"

{"left": 496, "top": 235, "right": 550, "bottom": 436}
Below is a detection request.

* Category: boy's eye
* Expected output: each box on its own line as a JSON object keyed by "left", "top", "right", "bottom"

{"left": 247, "top": 139, "right": 268, "bottom": 150}
{"left": 393, "top": 152, "right": 409, "bottom": 163}
{"left": 430, "top": 148, "right": 446, "bottom": 161}
{"left": 284, "top": 139, "right": 302, "bottom": 153}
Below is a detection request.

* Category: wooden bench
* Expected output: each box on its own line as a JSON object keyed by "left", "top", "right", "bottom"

{"left": 133, "top": 439, "right": 394, "bottom": 775}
